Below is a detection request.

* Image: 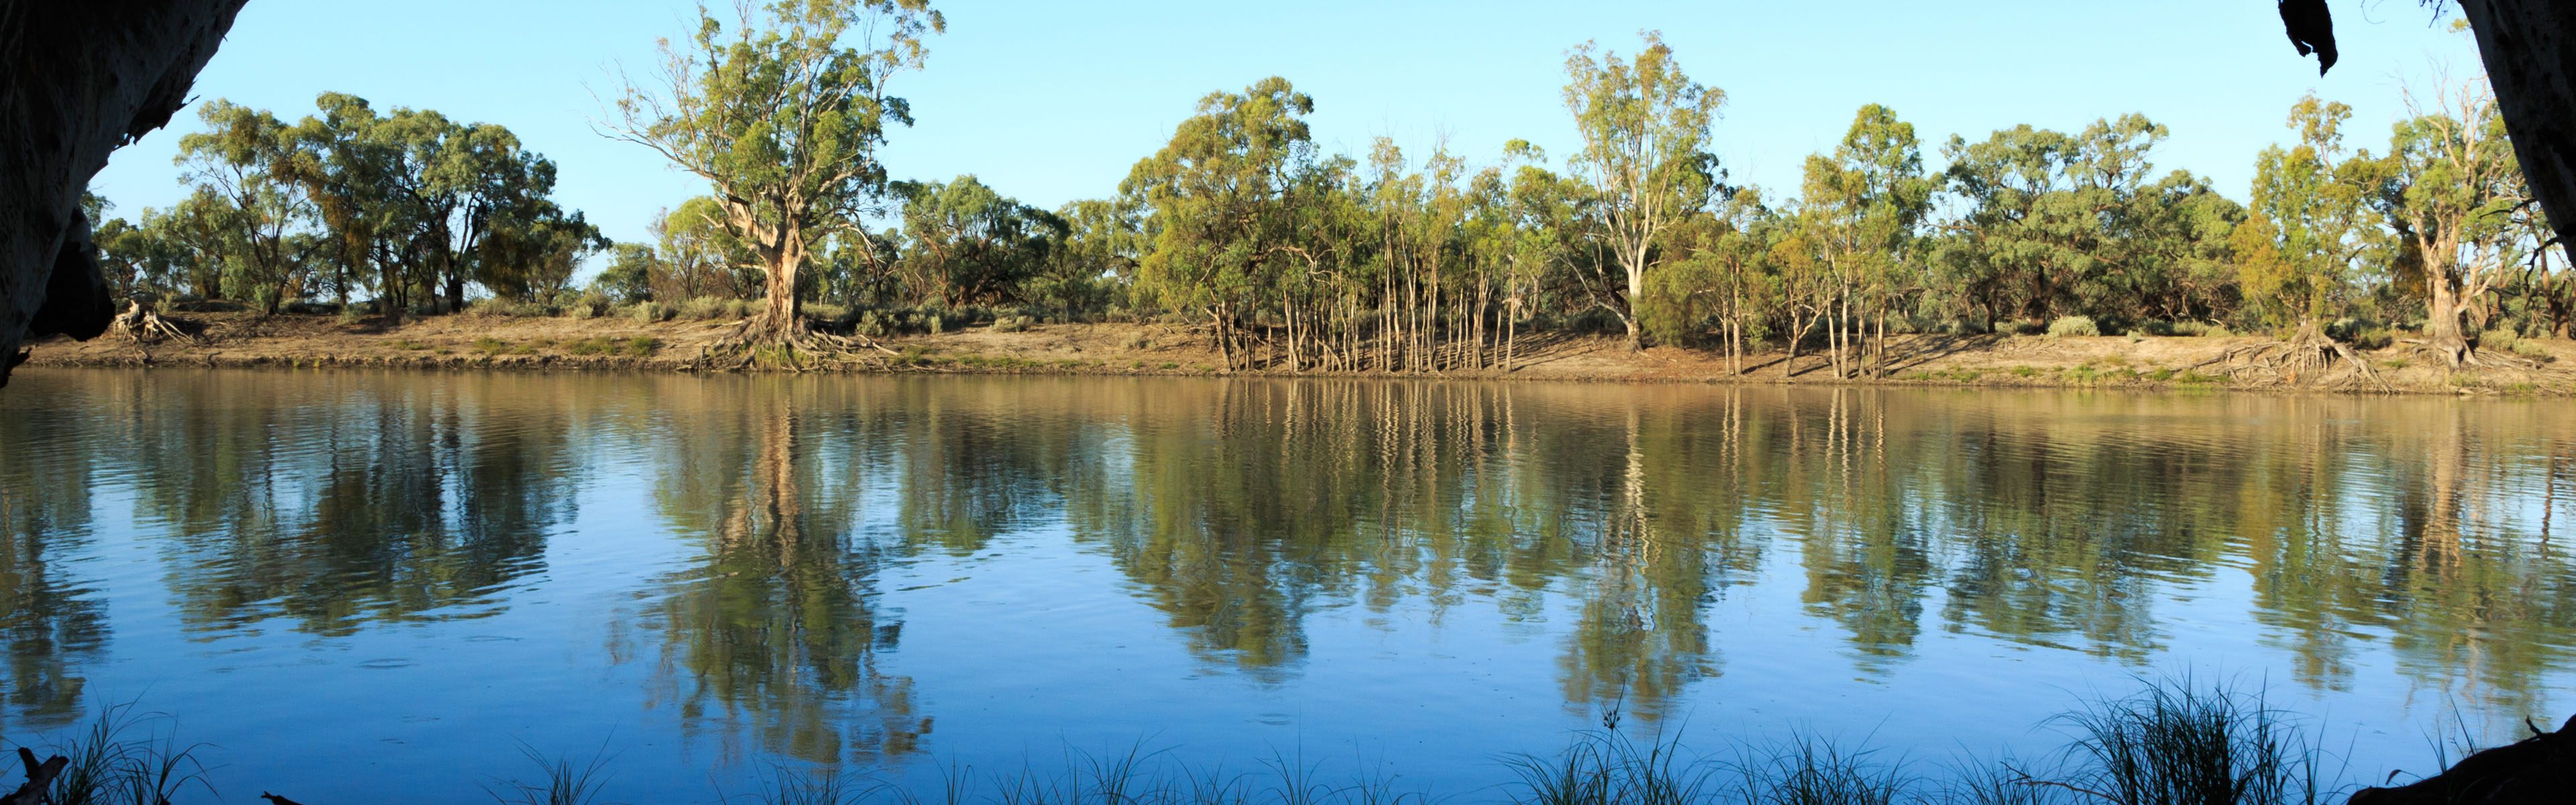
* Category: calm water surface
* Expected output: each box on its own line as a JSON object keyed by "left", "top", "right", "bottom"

{"left": 1, "top": 369, "right": 2572, "bottom": 801}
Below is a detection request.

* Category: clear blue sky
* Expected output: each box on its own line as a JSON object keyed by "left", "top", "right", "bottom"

{"left": 90, "top": 0, "right": 2481, "bottom": 268}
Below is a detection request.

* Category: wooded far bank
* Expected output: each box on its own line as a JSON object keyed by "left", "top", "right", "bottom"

{"left": 73, "top": 5, "right": 2562, "bottom": 386}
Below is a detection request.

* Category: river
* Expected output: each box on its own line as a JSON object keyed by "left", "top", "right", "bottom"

{"left": 0, "top": 368, "right": 2569, "bottom": 801}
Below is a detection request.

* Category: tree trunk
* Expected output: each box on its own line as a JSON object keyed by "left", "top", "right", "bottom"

{"left": 1624, "top": 260, "right": 1645, "bottom": 351}
{"left": 2462, "top": 1, "right": 2576, "bottom": 250}
{"left": 2426, "top": 262, "right": 2473, "bottom": 366}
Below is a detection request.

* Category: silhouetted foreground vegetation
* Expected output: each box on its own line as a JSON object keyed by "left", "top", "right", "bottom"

{"left": 5, "top": 680, "right": 2561, "bottom": 804}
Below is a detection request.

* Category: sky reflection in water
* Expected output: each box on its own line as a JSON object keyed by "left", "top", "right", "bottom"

{"left": 0, "top": 369, "right": 2569, "bottom": 802}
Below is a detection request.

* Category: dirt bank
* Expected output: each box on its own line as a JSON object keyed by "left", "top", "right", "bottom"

{"left": 21, "top": 310, "right": 2576, "bottom": 395}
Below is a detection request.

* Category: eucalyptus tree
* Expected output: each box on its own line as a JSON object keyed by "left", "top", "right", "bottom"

{"left": 610, "top": 0, "right": 944, "bottom": 354}
{"left": 176, "top": 99, "right": 316, "bottom": 313}
{"left": 2243, "top": 95, "right": 2390, "bottom": 334}
{"left": 289, "top": 93, "right": 403, "bottom": 311}
{"left": 890, "top": 174, "right": 1067, "bottom": 307}
{"left": 474, "top": 201, "right": 608, "bottom": 304}
{"left": 1499, "top": 144, "right": 1597, "bottom": 368}
{"left": 1042, "top": 197, "right": 1144, "bottom": 310}
{"left": 1799, "top": 104, "right": 1934, "bottom": 377}
{"left": 1935, "top": 114, "right": 2239, "bottom": 329}
{"left": 593, "top": 242, "right": 659, "bottom": 303}
{"left": 2383, "top": 79, "right": 2529, "bottom": 366}
{"left": 652, "top": 198, "right": 761, "bottom": 301}
{"left": 1561, "top": 31, "right": 1722, "bottom": 350}
{"left": 146, "top": 194, "right": 233, "bottom": 301}
{"left": 1121, "top": 76, "right": 1316, "bottom": 368}
{"left": 282, "top": 93, "right": 574, "bottom": 315}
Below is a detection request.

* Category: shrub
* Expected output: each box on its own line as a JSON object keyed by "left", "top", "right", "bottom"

{"left": 562, "top": 293, "right": 612, "bottom": 320}
{"left": 2480, "top": 328, "right": 2521, "bottom": 351}
{"left": 627, "top": 336, "right": 658, "bottom": 356}
{"left": 2047, "top": 315, "right": 2100, "bottom": 337}
{"left": 631, "top": 302, "right": 670, "bottom": 323}
{"left": 680, "top": 297, "right": 726, "bottom": 320}
{"left": 993, "top": 315, "right": 1034, "bottom": 333}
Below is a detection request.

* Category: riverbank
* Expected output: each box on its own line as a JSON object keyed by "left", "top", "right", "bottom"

{"left": 23, "top": 310, "right": 2576, "bottom": 394}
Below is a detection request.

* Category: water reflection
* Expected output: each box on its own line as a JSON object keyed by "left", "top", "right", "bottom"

{"left": 0, "top": 396, "right": 109, "bottom": 731}
{"left": 640, "top": 379, "right": 923, "bottom": 764}
{"left": 105, "top": 372, "right": 570, "bottom": 636}
{"left": 0, "top": 371, "right": 2572, "bottom": 757}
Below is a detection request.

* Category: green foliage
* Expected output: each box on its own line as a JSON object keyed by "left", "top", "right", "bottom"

{"left": 892, "top": 174, "right": 1069, "bottom": 307}
{"left": 1930, "top": 114, "right": 2245, "bottom": 329}
{"left": 2241, "top": 95, "right": 2389, "bottom": 329}
{"left": 1562, "top": 32, "right": 1723, "bottom": 345}
{"left": 609, "top": 0, "right": 945, "bottom": 327}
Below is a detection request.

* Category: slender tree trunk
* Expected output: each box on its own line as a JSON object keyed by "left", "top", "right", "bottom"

{"left": 1623, "top": 258, "right": 1645, "bottom": 352}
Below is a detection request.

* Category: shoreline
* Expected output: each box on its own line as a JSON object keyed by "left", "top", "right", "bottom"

{"left": 22, "top": 310, "right": 2576, "bottom": 396}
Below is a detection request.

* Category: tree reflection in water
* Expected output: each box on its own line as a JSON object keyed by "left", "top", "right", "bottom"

{"left": 640, "top": 378, "right": 924, "bottom": 765}
{"left": 0, "top": 372, "right": 2571, "bottom": 758}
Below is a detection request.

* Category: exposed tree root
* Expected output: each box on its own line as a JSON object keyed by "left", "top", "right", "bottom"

{"left": 113, "top": 298, "right": 201, "bottom": 345}
{"left": 2190, "top": 329, "right": 2390, "bottom": 390}
{"left": 694, "top": 313, "right": 902, "bottom": 372}
{"left": 2398, "top": 335, "right": 2545, "bottom": 372}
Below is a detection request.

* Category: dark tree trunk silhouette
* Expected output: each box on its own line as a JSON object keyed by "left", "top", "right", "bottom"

{"left": 2457, "top": 1, "right": 2576, "bottom": 249}
{"left": 0, "top": 0, "right": 248, "bottom": 384}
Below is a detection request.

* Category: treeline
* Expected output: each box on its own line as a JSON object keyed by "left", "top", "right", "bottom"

{"left": 106, "top": 32, "right": 2561, "bottom": 374}
{"left": 584, "top": 32, "right": 2554, "bottom": 372}
{"left": 93, "top": 93, "right": 603, "bottom": 316}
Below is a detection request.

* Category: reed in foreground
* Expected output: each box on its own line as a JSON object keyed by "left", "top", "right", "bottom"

{"left": 7, "top": 676, "right": 2524, "bottom": 805}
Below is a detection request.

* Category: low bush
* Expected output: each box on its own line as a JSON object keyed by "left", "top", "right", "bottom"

{"left": 2047, "top": 315, "right": 2100, "bottom": 338}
